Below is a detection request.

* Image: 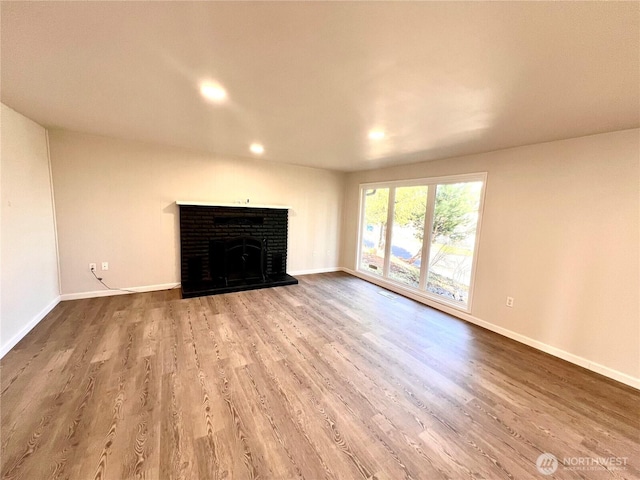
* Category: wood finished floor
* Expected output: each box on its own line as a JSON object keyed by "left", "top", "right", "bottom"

{"left": 1, "top": 272, "right": 638, "bottom": 480}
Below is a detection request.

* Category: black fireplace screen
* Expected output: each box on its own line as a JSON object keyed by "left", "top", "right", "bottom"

{"left": 210, "top": 236, "right": 266, "bottom": 286}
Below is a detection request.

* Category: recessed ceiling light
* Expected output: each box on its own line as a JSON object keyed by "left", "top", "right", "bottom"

{"left": 250, "top": 143, "right": 264, "bottom": 155}
{"left": 368, "top": 130, "right": 385, "bottom": 140}
{"left": 200, "top": 82, "right": 227, "bottom": 102}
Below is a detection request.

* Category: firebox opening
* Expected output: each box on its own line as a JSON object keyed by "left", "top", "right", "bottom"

{"left": 210, "top": 236, "right": 266, "bottom": 286}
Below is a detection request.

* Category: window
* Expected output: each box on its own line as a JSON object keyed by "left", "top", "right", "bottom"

{"left": 357, "top": 174, "right": 486, "bottom": 311}
{"left": 359, "top": 188, "right": 389, "bottom": 276}
{"left": 388, "top": 186, "right": 428, "bottom": 288}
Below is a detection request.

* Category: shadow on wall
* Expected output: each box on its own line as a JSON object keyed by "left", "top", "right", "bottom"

{"left": 163, "top": 202, "right": 180, "bottom": 281}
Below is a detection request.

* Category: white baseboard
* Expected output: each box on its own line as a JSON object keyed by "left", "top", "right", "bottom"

{"left": 289, "top": 267, "right": 341, "bottom": 276}
{"left": 341, "top": 268, "right": 640, "bottom": 390}
{"left": 61, "top": 271, "right": 342, "bottom": 301}
{"left": 60, "top": 282, "right": 180, "bottom": 301}
{"left": 0, "top": 295, "right": 61, "bottom": 359}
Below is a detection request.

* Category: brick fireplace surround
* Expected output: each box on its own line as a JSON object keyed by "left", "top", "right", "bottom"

{"left": 177, "top": 202, "right": 298, "bottom": 298}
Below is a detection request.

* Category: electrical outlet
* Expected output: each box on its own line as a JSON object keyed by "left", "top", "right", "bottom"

{"left": 101, "top": 262, "right": 109, "bottom": 271}
{"left": 89, "top": 263, "right": 97, "bottom": 272}
{"left": 506, "top": 296, "right": 514, "bottom": 308}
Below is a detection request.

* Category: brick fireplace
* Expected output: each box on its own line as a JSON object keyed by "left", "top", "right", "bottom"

{"left": 177, "top": 202, "right": 298, "bottom": 298}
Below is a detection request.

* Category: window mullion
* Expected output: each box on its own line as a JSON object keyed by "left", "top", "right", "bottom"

{"left": 382, "top": 187, "right": 395, "bottom": 278}
{"left": 419, "top": 185, "right": 436, "bottom": 290}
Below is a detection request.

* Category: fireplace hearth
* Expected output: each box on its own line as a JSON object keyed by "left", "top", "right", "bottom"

{"left": 178, "top": 202, "right": 298, "bottom": 298}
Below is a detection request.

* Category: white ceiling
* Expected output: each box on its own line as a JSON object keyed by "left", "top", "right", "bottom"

{"left": 1, "top": 2, "right": 638, "bottom": 172}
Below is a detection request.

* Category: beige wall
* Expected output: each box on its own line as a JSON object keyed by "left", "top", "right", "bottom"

{"left": 15, "top": 124, "right": 640, "bottom": 384}
{"left": 1, "top": 104, "right": 60, "bottom": 356}
{"left": 48, "top": 130, "right": 345, "bottom": 296}
{"left": 341, "top": 129, "right": 640, "bottom": 382}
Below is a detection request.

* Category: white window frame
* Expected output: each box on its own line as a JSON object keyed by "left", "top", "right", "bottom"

{"left": 356, "top": 172, "right": 487, "bottom": 313}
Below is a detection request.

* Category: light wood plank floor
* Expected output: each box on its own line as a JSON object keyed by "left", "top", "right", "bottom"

{"left": 1, "top": 272, "right": 638, "bottom": 479}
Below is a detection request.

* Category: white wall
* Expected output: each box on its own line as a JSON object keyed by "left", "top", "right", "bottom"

{"left": 48, "top": 130, "right": 345, "bottom": 296}
{"left": 341, "top": 129, "right": 640, "bottom": 386}
{"left": 1, "top": 104, "right": 60, "bottom": 357}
